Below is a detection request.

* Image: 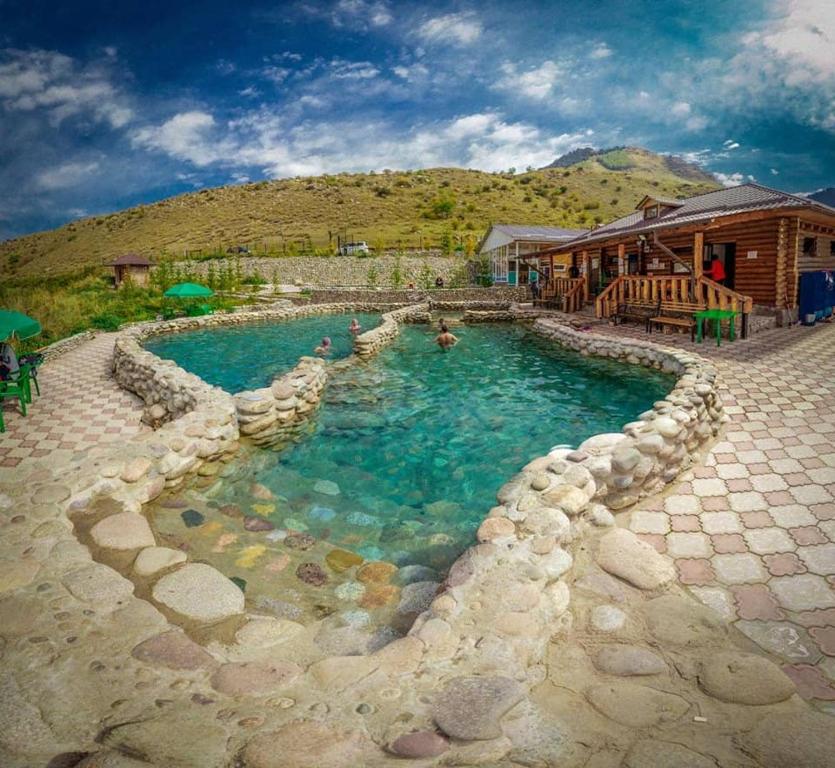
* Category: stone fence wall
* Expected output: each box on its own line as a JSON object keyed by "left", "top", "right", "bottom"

{"left": 310, "top": 286, "right": 526, "bottom": 304}
{"left": 177, "top": 254, "right": 459, "bottom": 287}
{"left": 353, "top": 303, "right": 431, "bottom": 358}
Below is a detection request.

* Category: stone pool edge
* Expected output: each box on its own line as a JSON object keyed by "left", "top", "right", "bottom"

{"left": 21, "top": 309, "right": 729, "bottom": 764}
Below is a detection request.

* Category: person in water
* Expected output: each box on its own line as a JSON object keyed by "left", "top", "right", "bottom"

{"left": 434, "top": 324, "right": 458, "bottom": 350}
{"left": 314, "top": 337, "right": 332, "bottom": 356}
{"left": 348, "top": 318, "right": 361, "bottom": 335}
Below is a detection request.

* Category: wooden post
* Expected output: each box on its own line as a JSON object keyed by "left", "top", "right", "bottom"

{"left": 617, "top": 243, "right": 626, "bottom": 276}
{"left": 693, "top": 232, "right": 704, "bottom": 279}
{"left": 582, "top": 251, "right": 590, "bottom": 301}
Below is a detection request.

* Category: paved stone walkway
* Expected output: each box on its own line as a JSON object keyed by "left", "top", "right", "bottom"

{"left": 0, "top": 333, "right": 147, "bottom": 474}
{"left": 605, "top": 321, "right": 835, "bottom": 708}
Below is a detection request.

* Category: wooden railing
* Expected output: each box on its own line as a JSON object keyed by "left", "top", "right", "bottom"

{"left": 595, "top": 275, "right": 753, "bottom": 319}
{"left": 539, "top": 276, "right": 585, "bottom": 312}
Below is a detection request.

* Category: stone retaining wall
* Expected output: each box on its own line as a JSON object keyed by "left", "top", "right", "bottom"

{"left": 353, "top": 303, "right": 431, "bottom": 358}
{"left": 310, "top": 286, "right": 526, "bottom": 304}
{"left": 37, "top": 330, "right": 97, "bottom": 363}
{"left": 178, "top": 254, "right": 458, "bottom": 287}
{"left": 234, "top": 357, "right": 328, "bottom": 446}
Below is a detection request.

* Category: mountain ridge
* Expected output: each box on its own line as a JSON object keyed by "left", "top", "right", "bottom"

{"left": 1, "top": 147, "right": 721, "bottom": 279}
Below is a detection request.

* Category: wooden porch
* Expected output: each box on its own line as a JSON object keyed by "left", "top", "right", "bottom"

{"left": 535, "top": 276, "right": 585, "bottom": 313}
{"left": 595, "top": 274, "right": 754, "bottom": 337}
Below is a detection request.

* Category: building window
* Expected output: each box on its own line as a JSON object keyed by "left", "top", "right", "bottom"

{"left": 644, "top": 205, "right": 658, "bottom": 219}
{"left": 803, "top": 237, "right": 816, "bottom": 255}
{"left": 830, "top": 240, "right": 835, "bottom": 256}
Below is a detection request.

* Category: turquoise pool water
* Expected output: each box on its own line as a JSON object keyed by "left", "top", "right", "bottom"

{"left": 144, "top": 312, "right": 380, "bottom": 392}
{"left": 205, "top": 323, "right": 671, "bottom": 569}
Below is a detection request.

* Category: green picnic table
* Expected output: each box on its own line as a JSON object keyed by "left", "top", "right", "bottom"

{"left": 695, "top": 308, "right": 737, "bottom": 347}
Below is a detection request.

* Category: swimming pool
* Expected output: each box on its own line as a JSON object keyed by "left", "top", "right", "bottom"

{"left": 143, "top": 312, "right": 381, "bottom": 392}
{"left": 147, "top": 321, "right": 672, "bottom": 642}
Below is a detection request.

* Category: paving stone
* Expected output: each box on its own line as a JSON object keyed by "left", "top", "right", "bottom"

{"left": 796, "top": 543, "right": 835, "bottom": 575}
{"left": 700, "top": 511, "right": 742, "bottom": 534}
{"left": 735, "top": 620, "right": 823, "bottom": 664}
{"left": 62, "top": 563, "right": 134, "bottom": 607}
{"left": 741, "top": 709, "right": 835, "bottom": 768}
{"left": 131, "top": 630, "right": 215, "bottom": 670}
{"left": 152, "top": 563, "right": 245, "bottom": 623}
{"left": 593, "top": 645, "right": 667, "bottom": 676}
{"left": 388, "top": 731, "right": 449, "bottom": 758}
{"left": 644, "top": 594, "right": 727, "bottom": 647}
{"left": 666, "top": 532, "right": 712, "bottom": 559}
{"left": 585, "top": 682, "right": 689, "bottom": 727}
{"left": 629, "top": 511, "right": 669, "bottom": 535}
{"left": 764, "top": 552, "right": 807, "bottom": 576}
{"left": 770, "top": 574, "right": 835, "bottom": 611}
{"left": 742, "top": 527, "right": 795, "bottom": 554}
{"left": 90, "top": 512, "right": 155, "bottom": 551}
{"left": 210, "top": 661, "right": 302, "bottom": 696}
{"left": 590, "top": 605, "right": 626, "bottom": 632}
{"left": 133, "top": 546, "right": 187, "bottom": 576}
{"left": 596, "top": 528, "right": 675, "bottom": 590}
{"left": 782, "top": 664, "right": 835, "bottom": 700}
{"left": 689, "top": 586, "right": 736, "bottom": 620}
{"left": 432, "top": 676, "right": 525, "bottom": 741}
{"left": 698, "top": 652, "right": 795, "bottom": 704}
{"left": 731, "top": 584, "right": 784, "bottom": 620}
{"left": 244, "top": 721, "right": 371, "bottom": 768}
{"left": 712, "top": 553, "right": 766, "bottom": 584}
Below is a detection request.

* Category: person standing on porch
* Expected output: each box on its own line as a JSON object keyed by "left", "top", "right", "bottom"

{"left": 708, "top": 256, "right": 726, "bottom": 285}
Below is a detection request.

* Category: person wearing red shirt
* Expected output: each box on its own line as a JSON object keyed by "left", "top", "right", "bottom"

{"left": 708, "top": 256, "right": 726, "bottom": 284}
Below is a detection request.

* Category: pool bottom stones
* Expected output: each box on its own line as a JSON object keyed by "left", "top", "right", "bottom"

{"left": 4, "top": 309, "right": 832, "bottom": 767}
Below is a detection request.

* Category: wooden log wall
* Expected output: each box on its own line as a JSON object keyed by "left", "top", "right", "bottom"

{"left": 704, "top": 218, "right": 780, "bottom": 306}
{"left": 797, "top": 219, "right": 835, "bottom": 273}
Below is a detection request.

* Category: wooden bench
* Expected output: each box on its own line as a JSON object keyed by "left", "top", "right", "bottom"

{"left": 649, "top": 301, "right": 706, "bottom": 341}
{"left": 614, "top": 297, "right": 661, "bottom": 331}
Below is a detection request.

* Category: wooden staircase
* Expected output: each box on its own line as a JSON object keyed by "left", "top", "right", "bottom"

{"left": 535, "top": 276, "right": 585, "bottom": 313}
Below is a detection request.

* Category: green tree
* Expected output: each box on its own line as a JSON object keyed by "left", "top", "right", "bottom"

{"left": 418, "top": 260, "right": 433, "bottom": 289}
{"left": 366, "top": 262, "right": 380, "bottom": 288}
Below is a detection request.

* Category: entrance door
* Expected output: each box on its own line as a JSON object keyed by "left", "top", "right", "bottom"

{"left": 724, "top": 243, "right": 736, "bottom": 289}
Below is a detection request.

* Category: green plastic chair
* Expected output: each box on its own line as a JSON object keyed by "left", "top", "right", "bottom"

{"left": 0, "top": 373, "right": 28, "bottom": 433}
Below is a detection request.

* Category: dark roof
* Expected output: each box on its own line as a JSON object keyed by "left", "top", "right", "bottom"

{"left": 562, "top": 183, "right": 835, "bottom": 248}
{"left": 490, "top": 224, "right": 588, "bottom": 242}
{"left": 110, "top": 253, "right": 153, "bottom": 266}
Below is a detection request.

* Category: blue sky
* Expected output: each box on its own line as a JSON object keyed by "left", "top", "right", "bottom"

{"left": 1, "top": 0, "right": 834, "bottom": 239}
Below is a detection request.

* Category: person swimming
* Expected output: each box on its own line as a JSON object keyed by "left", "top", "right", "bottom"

{"left": 434, "top": 324, "right": 458, "bottom": 350}
{"left": 348, "top": 318, "right": 361, "bottom": 335}
{"left": 314, "top": 336, "right": 332, "bottom": 356}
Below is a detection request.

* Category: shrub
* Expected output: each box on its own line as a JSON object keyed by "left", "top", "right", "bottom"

{"left": 90, "top": 313, "right": 124, "bottom": 331}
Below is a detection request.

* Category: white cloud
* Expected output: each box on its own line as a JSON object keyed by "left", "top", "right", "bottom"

{"left": 392, "top": 63, "right": 429, "bottom": 81}
{"left": 36, "top": 160, "right": 100, "bottom": 190}
{"left": 330, "top": 60, "right": 380, "bottom": 79}
{"left": 723, "top": 139, "right": 740, "bottom": 149}
{"left": 495, "top": 60, "right": 562, "bottom": 100}
{"left": 132, "top": 111, "right": 227, "bottom": 166}
{"left": 239, "top": 86, "right": 261, "bottom": 98}
{"left": 771, "top": 167, "right": 780, "bottom": 175}
{"left": 0, "top": 48, "right": 132, "bottom": 128}
{"left": 331, "top": 0, "right": 392, "bottom": 28}
{"left": 131, "top": 106, "right": 590, "bottom": 179}
{"left": 262, "top": 66, "right": 291, "bottom": 84}
{"left": 417, "top": 12, "right": 482, "bottom": 45}
{"left": 715, "top": 171, "right": 756, "bottom": 187}
{"left": 590, "top": 42, "right": 613, "bottom": 59}
{"left": 671, "top": 101, "right": 691, "bottom": 117}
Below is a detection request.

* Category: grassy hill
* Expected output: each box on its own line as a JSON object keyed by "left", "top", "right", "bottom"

{"left": 1, "top": 147, "right": 718, "bottom": 279}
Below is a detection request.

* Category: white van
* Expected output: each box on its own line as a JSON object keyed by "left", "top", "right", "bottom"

{"left": 340, "top": 241, "right": 370, "bottom": 256}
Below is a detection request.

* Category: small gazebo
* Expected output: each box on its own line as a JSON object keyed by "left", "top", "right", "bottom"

{"left": 109, "top": 253, "right": 153, "bottom": 288}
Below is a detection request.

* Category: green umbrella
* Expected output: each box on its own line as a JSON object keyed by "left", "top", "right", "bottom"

{"left": 164, "top": 282, "right": 214, "bottom": 298}
{"left": 0, "top": 310, "right": 42, "bottom": 342}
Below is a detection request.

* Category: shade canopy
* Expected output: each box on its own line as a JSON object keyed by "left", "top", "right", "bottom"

{"left": 164, "top": 282, "right": 214, "bottom": 298}
{"left": 0, "top": 310, "right": 42, "bottom": 342}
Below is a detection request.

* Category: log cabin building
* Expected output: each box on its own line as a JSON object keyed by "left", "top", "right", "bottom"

{"left": 534, "top": 184, "right": 835, "bottom": 330}
{"left": 109, "top": 253, "right": 153, "bottom": 288}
